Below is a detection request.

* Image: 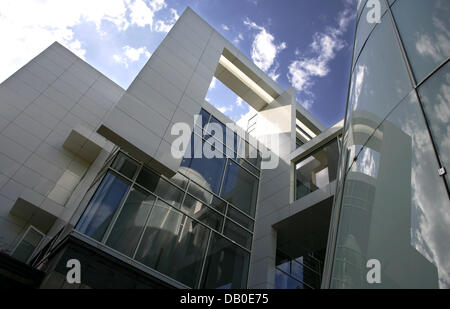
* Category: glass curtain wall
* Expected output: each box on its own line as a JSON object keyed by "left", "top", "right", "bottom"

{"left": 76, "top": 114, "right": 259, "bottom": 289}
{"left": 328, "top": 0, "right": 450, "bottom": 289}
{"left": 275, "top": 249, "right": 325, "bottom": 289}
{"left": 294, "top": 139, "right": 340, "bottom": 201}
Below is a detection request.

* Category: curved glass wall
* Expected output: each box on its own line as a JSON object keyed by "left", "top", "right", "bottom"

{"left": 329, "top": 0, "right": 450, "bottom": 289}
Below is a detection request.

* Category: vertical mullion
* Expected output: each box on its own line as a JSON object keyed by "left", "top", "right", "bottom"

{"left": 132, "top": 196, "right": 158, "bottom": 260}
{"left": 102, "top": 163, "right": 143, "bottom": 244}
{"left": 197, "top": 229, "right": 213, "bottom": 289}
{"left": 387, "top": 1, "right": 449, "bottom": 193}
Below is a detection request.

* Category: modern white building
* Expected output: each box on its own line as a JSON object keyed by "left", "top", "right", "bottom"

{"left": 0, "top": 1, "right": 448, "bottom": 289}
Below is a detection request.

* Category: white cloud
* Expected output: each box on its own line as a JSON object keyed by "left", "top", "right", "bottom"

{"left": 129, "top": 0, "right": 167, "bottom": 29}
{"left": 221, "top": 24, "right": 230, "bottom": 31}
{"left": 0, "top": 0, "right": 172, "bottom": 83}
{"left": 217, "top": 105, "right": 233, "bottom": 114}
{"left": 113, "top": 45, "right": 151, "bottom": 68}
{"left": 154, "top": 8, "right": 179, "bottom": 33}
{"left": 208, "top": 77, "right": 217, "bottom": 90}
{"left": 287, "top": 4, "right": 355, "bottom": 109}
{"left": 244, "top": 18, "right": 286, "bottom": 76}
{"left": 236, "top": 106, "right": 257, "bottom": 131}
{"left": 236, "top": 97, "right": 244, "bottom": 107}
{"left": 233, "top": 33, "right": 244, "bottom": 45}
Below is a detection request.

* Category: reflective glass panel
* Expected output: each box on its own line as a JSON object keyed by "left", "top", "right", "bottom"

{"left": 181, "top": 194, "right": 224, "bottom": 232}
{"left": 210, "top": 195, "right": 227, "bottom": 214}
{"left": 347, "top": 13, "right": 412, "bottom": 152}
{"left": 136, "top": 167, "right": 184, "bottom": 208}
{"left": 111, "top": 153, "right": 139, "bottom": 179}
{"left": 181, "top": 135, "right": 226, "bottom": 194}
{"left": 333, "top": 91, "right": 450, "bottom": 288}
{"left": 187, "top": 180, "right": 214, "bottom": 205}
{"left": 135, "top": 201, "right": 210, "bottom": 288}
{"left": 206, "top": 116, "right": 227, "bottom": 145}
{"left": 353, "top": 0, "right": 387, "bottom": 67}
{"left": 392, "top": 0, "right": 450, "bottom": 82}
{"left": 295, "top": 139, "right": 339, "bottom": 200}
{"left": 201, "top": 233, "right": 250, "bottom": 289}
{"left": 221, "top": 160, "right": 259, "bottom": 217}
{"left": 275, "top": 269, "right": 305, "bottom": 289}
{"left": 417, "top": 62, "right": 450, "bottom": 184}
{"left": 227, "top": 206, "right": 254, "bottom": 231}
{"left": 223, "top": 219, "right": 252, "bottom": 250}
{"left": 76, "top": 172, "right": 130, "bottom": 241}
{"left": 105, "top": 188, "right": 156, "bottom": 257}
{"left": 237, "top": 139, "right": 261, "bottom": 169}
{"left": 198, "top": 108, "right": 211, "bottom": 129}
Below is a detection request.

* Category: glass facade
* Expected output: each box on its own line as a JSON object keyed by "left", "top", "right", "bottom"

{"left": 329, "top": 0, "right": 450, "bottom": 289}
{"left": 275, "top": 249, "right": 325, "bottom": 289}
{"left": 11, "top": 226, "right": 44, "bottom": 263}
{"left": 295, "top": 139, "right": 340, "bottom": 201}
{"left": 76, "top": 109, "right": 259, "bottom": 289}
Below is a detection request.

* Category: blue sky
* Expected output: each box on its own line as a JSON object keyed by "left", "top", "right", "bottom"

{"left": 0, "top": 0, "right": 356, "bottom": 128}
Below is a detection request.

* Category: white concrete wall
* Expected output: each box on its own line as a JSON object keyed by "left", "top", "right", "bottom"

{"left": 248, "top": 89, "right": 295, "bottom": 288}
{"left": 0, "top": 42, "right": 122, "bottom": 253}
{"left": 98, "top": 8, "right": 288, "bottom": 177}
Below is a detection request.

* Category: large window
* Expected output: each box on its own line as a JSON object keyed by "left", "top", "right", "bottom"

{"left": 76, "top": 150, "right": 255, "bottom": 289}
{"left": 105, "top": 188, "right": 156, "bottom": 257}
{"left": 295, "top": 139, "right": 339, "bottom": 200}
{"left": 275, "top": 249, "right": 325, "bottom": 289}
{"left": 201, "top": 232, "right": 250, "bottom": 289}
{"left": 220, "top": 160, "right": 259, "bottom": 217}
{"left": 134, "top": 201, "right": 210, "bottom": 288}
{"left": 76, "top": 172, "right": 130, "bottom": 241}
{"left": 181, "top": 134, "right": 227, "bottom": 194}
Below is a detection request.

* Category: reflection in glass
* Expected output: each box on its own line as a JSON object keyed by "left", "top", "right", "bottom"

{"left": 76, "top": 172, "right": 130, "bottom": 241}
{"left": 198, "top": 108, "right": 211, "bottom": 129}
{"left": 181, "top": 135, "right": 226, "bottom": 194}
{"left": 275, "top": 269, "right": 304, "bottom": 289}
{"left": 353, "top": 0, "right": 387, "bottom": 67}
{"left": 201, "top": 233, "right": 250, "bottom": 289}
{"left": 111, "top": 153, "right": 139, "bottom": 179}
{"left": 417, "top": 62, "right": 450, "bottom": 184}
{"left": 237, "top": 139, "right": 261, "bottom": 169}
{"left": 347, "top": 13, "right": 412, "bottom": 150}
{"left": 135, "top": 201, "right": 210, "bottom": 288}
{"left": 333, "top": 91, "right": 450, "bottom": 288}
{"left": 136, "top": 167, "right": 184, "bottom": 208}
{"left": 221, "top": 160, "right": 259, "bottom": 217}
{"left": 227, "top": 206, "right": 254, "bottom": 231}
{"left": 349, "top": 146, "right": 381, "bottom": 179}
{"left": 275, "top": 249, "right": 324, "bottom": 289}
{"left": 181, "top": 194, "right": 224, "bottom": 232}
{"left": 105, "top": 189, "right": 156, "bottom": 257}
{"left": 295, "top": 139, "right": 339, "bottom": 200}
{"left": 392, "top": 0, "right": 450, "bottom": 82}
{"left": 187, "top": 180, "right": 214, "bottom": 205}
{"left": 223, "top": 219, "right": 252, "bottom": 250}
